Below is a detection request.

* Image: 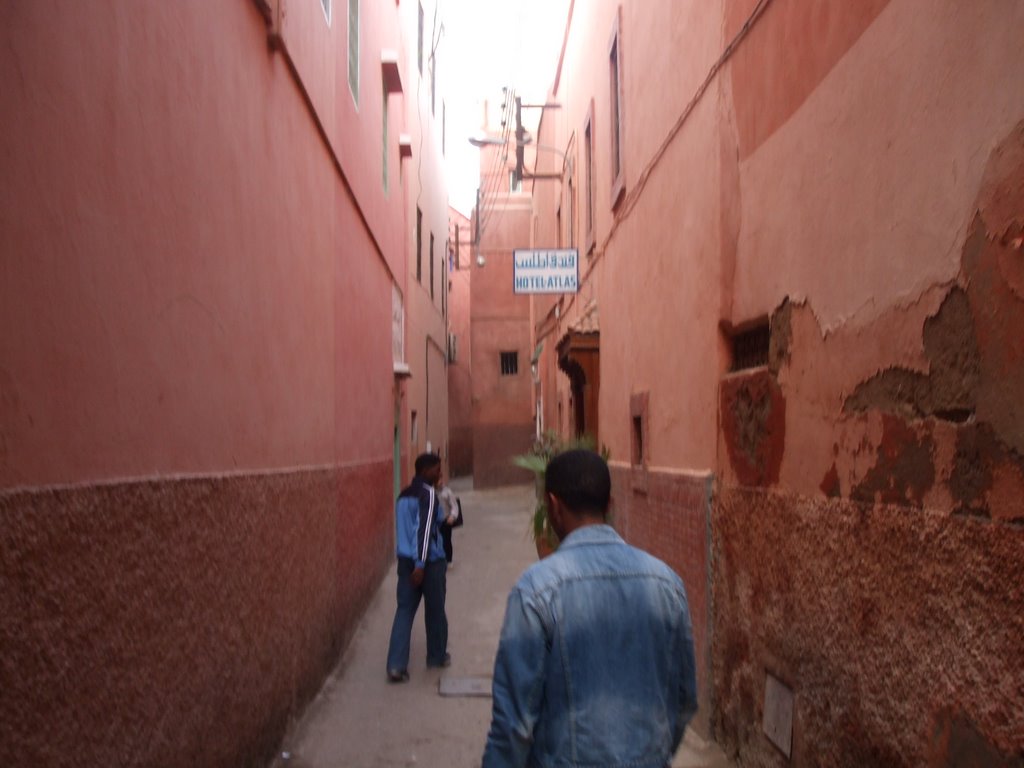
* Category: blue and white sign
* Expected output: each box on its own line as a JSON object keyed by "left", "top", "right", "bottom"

{"left": 513, "top": 249, "right": 579, "bottom": 294}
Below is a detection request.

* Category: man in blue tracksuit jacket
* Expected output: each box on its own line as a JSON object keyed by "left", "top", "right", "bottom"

{"left": 386, "top": 452, "right": 451, "bottom": 682}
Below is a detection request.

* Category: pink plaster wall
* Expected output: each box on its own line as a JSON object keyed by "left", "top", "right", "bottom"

{"left": 0, "top": 0, "right": 404, "bottom": 485}
{"left": 716, "top": 1, "right": 1024, "bottom": 763}
{"left": 1, "top": 0, "right": 407, "bottom": 763}
{"left": 531, "top": 0, "right": 1024, "bottom": 762}
{"left": 398, "top": 0, "right": 449, "bottom": 466}
{"left": 471, "top": 142, "right": 535, "bottom": 486}
{"left": 448, "top": 208, "right": 474, "bottom": 476}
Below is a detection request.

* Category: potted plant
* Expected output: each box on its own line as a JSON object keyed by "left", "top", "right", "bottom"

{"left": 513, "top": 431, "right": 608, "bottom": 558}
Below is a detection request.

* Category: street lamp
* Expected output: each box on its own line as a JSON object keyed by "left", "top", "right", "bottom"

{"left": 468, "top": 134, "right": 505, "bottom": 148}
{"left": 468, "top": 126, "right": 571, "bottom": 268}
{"left": 468, "top": 132, "right": 572, "bottom": 177}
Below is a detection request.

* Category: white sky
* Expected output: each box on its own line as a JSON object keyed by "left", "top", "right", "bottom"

{"left": 442, "top": 0, "right": 571, "bottom": 216}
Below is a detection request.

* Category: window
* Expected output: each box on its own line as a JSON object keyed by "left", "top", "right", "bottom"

{"left": 411, "top": 410, "right": 418, "bottom": 446}
{"left": 416, "top": 207, "right": 423, "bottom": 282}
{"left": 584, "top": 107, "right": 595, "bottom": 253}
{"left": 430, "top": 232, "right": 435, "bottom": 300}
{"left": 320, "top": 0, "right": 331, "bottom": 24}
{"left": 630, "top": 391, "right": 649, "bottom": 469}
{"left": 609, "top": 10, "right": 624, "bottom": 206}
{"left": 731, "top": 323, "right": 770, "bottom": 371}
{"left": 382, "top": 84, "right": 388, "bottom": 193}
{"left": 500, "top": 352, "right": 519, "bottom": 376}
{"left": 632, "top": 416, "right": 644, "bottom": 464}
{"left": 567, "top": 175, "right": 576, "bottom": 249}
{"left": 348, "top": 0, "right": 359, "bottom": 104}
{"left": 417, "top": 3, "right": 424, "bottom": 75}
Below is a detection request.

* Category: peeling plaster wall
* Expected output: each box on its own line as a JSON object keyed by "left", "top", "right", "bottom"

{"left": 729, "top": 0, "right": 1024, "bottom": 333}
{"left": 714, "top": 0, "right": 1024, "bottom": 762}
{"left": 533, "top": 0, "right": 1022, "bottom": 761}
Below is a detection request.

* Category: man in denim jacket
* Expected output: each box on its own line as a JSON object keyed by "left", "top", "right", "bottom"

{"left": 482, "top": 450, "right": 697, "bottom": 768}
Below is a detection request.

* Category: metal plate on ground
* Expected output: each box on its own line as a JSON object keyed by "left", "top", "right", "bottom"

{"left": 439, "top": 675, "right": 492, "bottom": 697}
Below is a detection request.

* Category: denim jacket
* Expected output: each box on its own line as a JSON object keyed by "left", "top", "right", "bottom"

{"left": 482, "top": 525, "right": 697, "bottom": 768}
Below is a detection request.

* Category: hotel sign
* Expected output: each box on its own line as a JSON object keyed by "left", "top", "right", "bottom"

{"left": 513, "top": 249, "right": 579, "bottom": 294}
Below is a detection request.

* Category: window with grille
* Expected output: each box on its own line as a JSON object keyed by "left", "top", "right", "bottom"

{"left": 500, "top": 351, "right": 519, "bottom": 376}
{"left": 731, "top": 323, "right": 770, "bottom": 371}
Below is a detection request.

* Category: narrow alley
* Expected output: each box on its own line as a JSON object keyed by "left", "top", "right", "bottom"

{"left": 2, "top": 1, "right": 1022, "bottom": 767}
{"left": 269, "top": 480, "right": 730, "bottom": 768}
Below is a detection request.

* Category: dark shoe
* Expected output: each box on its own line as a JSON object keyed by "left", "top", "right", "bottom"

{"left": 387, "top": 669, "right": 409, "bottom": 683}
{"left": 427, "top": 653, "right": 451, "bottom": 669}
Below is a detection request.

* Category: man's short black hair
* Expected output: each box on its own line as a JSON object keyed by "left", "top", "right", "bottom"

{"left": 545, "top": 449, "right": 610, "bottom": 517}
{"left": 415, "top": 452, "right": 441, "bottom": 475}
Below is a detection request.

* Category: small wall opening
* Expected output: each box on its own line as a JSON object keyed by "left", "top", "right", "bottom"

{"left": 632, "top": 416, "right": 644, "bottom": 465}
{"left": 500, "top": 351, "right": 519, "bottom": 376}
{"left": 731, "top": 322, "right": 770, "bottom": 371}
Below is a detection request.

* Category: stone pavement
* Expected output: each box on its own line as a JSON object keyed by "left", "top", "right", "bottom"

{"left": 270, "top": 479, "right": 732, "bottom": 768}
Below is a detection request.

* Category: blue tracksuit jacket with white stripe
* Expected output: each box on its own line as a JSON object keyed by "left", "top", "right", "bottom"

{"left": 395, "top": 476, "right": 446, "bottom": 567}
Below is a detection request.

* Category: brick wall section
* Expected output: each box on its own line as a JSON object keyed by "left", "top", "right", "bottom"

{"left": 0, "top": 459, "right": 392, "bottom": 768}
{"left": 610, "top": 464, "right": 713, "bottom": 734}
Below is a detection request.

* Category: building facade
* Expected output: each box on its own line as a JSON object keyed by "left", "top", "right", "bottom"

{"left": 447, "top": 206, "right": 474, "bottom": 477}
{"left": 398, "top": 0, "right": 450, "bottom": 484}
{"left": 470, "top": 105, "right": 536, "bottom": 488}
{"left": 526, "top": 0, "right": 1024, "bottom": 764}
{"left": 0, "top": 0, "right": 442, "bottom": 764}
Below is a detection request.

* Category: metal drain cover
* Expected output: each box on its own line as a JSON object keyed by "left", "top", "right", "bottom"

{"left": 439, "top": 675, "right": 492, "bottom": 697}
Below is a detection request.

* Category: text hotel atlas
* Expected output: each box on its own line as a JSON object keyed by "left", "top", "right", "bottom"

{"left": 513, "top": 249, "right": 579, "bottom": 294}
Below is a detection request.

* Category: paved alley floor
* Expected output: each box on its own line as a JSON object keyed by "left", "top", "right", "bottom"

{"left": 271, "top": 479, "right": 732, "bottom": 768}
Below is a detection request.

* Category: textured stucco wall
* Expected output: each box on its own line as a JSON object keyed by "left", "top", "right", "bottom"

{"left": 529, "top": 0, "right": 1022, "bottom": 761}
{"left": 713, "top": 488, "right": 1023, "bottom": 768}
{"left": 713, "top": 21, "right": 1024, "bottom": 763}
{"left": 611, "top": 464, "right": 714, "bottom": 736}
{"left": 0, "top": 1, "right": 401, "bottom": 764}
{"left": 0, "top": 461, "right": 392, "bottom": 767}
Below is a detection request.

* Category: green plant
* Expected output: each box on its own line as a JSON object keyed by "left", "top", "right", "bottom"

{"left": 512, "top": 431, "right": 609, "bottom": 550}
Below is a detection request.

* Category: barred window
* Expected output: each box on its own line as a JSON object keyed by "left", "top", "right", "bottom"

{"left": 500, "top": 351, "right": 519, "bottom": 376}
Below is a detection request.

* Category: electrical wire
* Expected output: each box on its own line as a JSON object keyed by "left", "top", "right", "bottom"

{"left": 477, "top": 89, "right": 517, "bottom": 238}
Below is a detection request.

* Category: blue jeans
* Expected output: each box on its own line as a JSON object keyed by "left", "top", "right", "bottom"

{"left": 386, "top": 557, "right": 448, "bottom": 672}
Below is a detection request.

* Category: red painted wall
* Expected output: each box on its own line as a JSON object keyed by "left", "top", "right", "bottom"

{"left": 471, "top": 143, "right": 535, "bottom": 487}
{"left": 448, "top": 207, "right": 474, "bottom": 476}
{"left": 0, "top": 1, "right": 403, "bottom": 764}
{"left": 529, "top": 0, "right": 1024, "bottom": 762}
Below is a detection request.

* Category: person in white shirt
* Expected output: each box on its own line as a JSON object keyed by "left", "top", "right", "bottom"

{"left": 437, "top": 473, "right": 460, "bottom": 568}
